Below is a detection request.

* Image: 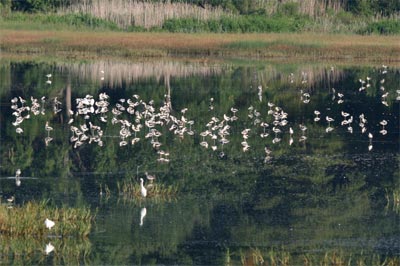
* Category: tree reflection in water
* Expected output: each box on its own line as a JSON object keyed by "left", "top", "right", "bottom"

{"left": 0, "top": 60, "right": 399, "bottom": 264}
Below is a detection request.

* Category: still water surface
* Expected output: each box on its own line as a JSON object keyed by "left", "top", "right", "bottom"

{"left": 0, "top": 59, "right": 399, "bottom": 265}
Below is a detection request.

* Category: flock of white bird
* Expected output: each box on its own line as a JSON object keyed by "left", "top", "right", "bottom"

{"left": 10, "top": 66, "right": 399, "bottom": 167}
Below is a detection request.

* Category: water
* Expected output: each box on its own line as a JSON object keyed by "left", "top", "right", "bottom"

{"left": 0, "top": 58, "right": 399, "bottom": 265}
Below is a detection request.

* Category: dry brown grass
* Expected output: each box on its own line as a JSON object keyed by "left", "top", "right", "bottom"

{"left": 61, "top": 0, "right": 231, "bottom": 29}
{"left": 1, "top": 30, "right": 399, "bottom": 62}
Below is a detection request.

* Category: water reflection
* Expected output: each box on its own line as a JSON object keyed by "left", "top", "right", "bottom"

{"left": 0, "top": 59, "right": 399, "bottom": 264}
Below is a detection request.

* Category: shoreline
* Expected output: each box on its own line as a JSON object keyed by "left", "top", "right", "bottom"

{"left": 1, "top": 30, "right": 400, "bottom": 63}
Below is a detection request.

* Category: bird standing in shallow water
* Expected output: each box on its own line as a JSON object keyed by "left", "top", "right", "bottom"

{"left": 145, "top": 172, "right": 156, "bottom": 183}
{"left": 140, "top": 178, "right": 147, "bottom": 197}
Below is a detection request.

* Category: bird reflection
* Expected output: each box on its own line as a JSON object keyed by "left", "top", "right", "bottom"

{"left": 15, "top": 169, "right": 21, "bottom": 186}
{"left": 139, "top": 207, "right": 147, "bottom": 226}
{"left": 45, "top": 242, "right": 55, "bottom": 255}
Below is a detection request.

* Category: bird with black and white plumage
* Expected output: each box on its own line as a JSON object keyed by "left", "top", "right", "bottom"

{"left": 145, "top": 172, "right": 156, "bottom": 183}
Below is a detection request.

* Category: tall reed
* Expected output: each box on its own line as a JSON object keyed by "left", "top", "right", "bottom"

{"left": 61, "top": 0, "right": 232, "bottom": 29}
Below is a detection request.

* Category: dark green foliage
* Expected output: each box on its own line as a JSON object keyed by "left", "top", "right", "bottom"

{"left": 359, "top": 19, "right": 400, "bottom": 34}
{"left": 345, "top": 0, "right": 400, "bottom": 16}
{"left": 369, "top": 0, "right": 400, "bottom": 16}
{"left": 11, "top": 0, "right": 72, "bottom": 12}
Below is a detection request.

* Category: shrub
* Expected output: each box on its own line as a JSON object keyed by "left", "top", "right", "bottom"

{"left": 160, "top": 14, "right": 310, "bottom": 33}
{"left": 163, "top": 18, "right": 207, "bottom": 33}
{"left": 334, "top": 11, "right": 355, "bottom": 24}
{"left": 3, "top": 12, "right": 119, "bottom": 30}
{"left": 359, "top": 19, "right": 400, "bottom": 34}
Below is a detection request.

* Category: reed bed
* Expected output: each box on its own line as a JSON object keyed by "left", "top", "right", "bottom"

{"left": 59, "top": 0, "right": 345, "bottom": 30}
{"left": 61, "top": 0, "right": 232, "bottom": 29}
{"left": 0, "top": 200, "right": 94, "bottom": 238}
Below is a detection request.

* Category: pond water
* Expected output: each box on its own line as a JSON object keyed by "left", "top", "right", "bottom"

{"left": 0, "top": 58, "right": 399, "bottom": 265}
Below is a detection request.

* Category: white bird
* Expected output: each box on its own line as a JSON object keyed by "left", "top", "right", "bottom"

{"left": 7, "top": 196, "right": 14, "bottom": 203}
{"left": 45, "top": 218, "right": 55, "bottom": 230}
{"left": 140, "top": 207, "right": 147, "bottom": 226}
{"left": 45, "top": 242, "right": 55, "bottom": 255}
{"left": 140, "top": 178, "right": 147, "bottom": 198}
{"left": 145, "top": 172, "right": 156, "bottom": 183}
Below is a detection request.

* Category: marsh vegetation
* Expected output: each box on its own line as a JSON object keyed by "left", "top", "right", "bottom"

{"left": 0, "top": 200, "right": 94, "bottom": 237}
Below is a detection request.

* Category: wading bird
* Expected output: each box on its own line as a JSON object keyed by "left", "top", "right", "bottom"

{"left": 145, "top": 172, "right": 156, "bottom": 183}
{"left": 140, "top": 178, "right": 147, "bottom": 198}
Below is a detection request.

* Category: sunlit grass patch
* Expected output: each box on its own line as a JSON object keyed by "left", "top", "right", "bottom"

{"left": 0, "top": 200, "right": 94, "bottom": 238}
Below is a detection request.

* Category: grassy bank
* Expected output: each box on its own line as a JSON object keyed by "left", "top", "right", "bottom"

{"left": 1, "top": 29, "right": 399, "bottom": 62}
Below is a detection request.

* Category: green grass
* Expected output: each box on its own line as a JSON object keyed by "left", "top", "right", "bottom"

{"left": 0, "top": 12, "right": 119, "bottom": 31}
{"left": 0, "top": 200, "right": 94, "bottom": 237}
{"left": 359, "top": 19, "right": 400, "bottom": 34}
{"left": 162, "top": 15, "right": 310, "bottom": 33}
